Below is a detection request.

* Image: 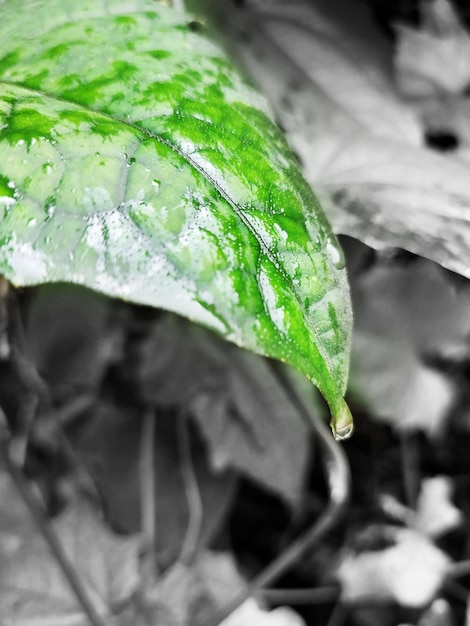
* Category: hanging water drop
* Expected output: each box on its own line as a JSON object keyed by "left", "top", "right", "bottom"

{"left": 330, "top": 400, "right": 354, "bottom": 441}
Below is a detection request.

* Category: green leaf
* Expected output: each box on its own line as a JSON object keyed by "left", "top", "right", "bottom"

{"left": 0, "top": 0, "right": 352, "bottom": 431}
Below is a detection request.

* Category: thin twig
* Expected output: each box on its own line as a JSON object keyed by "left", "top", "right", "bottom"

{"left": 56, "top": 393, "right": 96, "bottom": 428}
{"left": 177, "top": 409, "right": 203, "bottom": 565}
{"left": 400, "top": 432, "right": 420, "bottom": 509}
{"left": 260, "top": 585, "right": 340, "bottom": 606}
{"left": 206, "top": 363, "right": 351, "bottom": 626}
{"left": 326, "top": 601, "right": 348, "bottom": 626}
{"left": 449, "top": 559, "right": 470, "bottom": 578}
{"left": 443, "top": 579, "right": 470, "bottom": 604}
{"left": 139, "top": 407, "right": 158, "bottom": 584}
{"left": 2, "top": 440, "right": 107, "bottom": 626}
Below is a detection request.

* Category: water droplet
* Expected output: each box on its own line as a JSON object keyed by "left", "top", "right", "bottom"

{"left": 27, "top": 218, "right": 38, "bottom": 228}
{"left": 330, "top": 400, "right": 354, "bottom": 441}
{"left": 152, "top": 179, "right": 161, "bottom": 192}
{"left": 42, "top": 163, "right": 52, "bottom": 175}
{"left": 333, "top": 422, "right": 354, "bottom": 441}
{"left": 325, "top": 239, "right": 345, "bottom": 270}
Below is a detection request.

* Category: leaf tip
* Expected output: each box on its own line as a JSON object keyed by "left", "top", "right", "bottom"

{"left": 330, "top": 400, "right": 354, "bottom": 441}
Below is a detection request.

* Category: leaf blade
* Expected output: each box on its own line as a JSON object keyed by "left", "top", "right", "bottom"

{"left": 0, "top": 0, "right": 352, "bottom": 422}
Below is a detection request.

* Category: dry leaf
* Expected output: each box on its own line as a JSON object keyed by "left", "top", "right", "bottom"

{"left": 380, "top": 476, "right": 462, "bottom": 540}
{"left": 0, "top": 471, "right": 140, "bottom": 624}
{"left": 337, "top": 527, "right": 450, "bottom": 608}
{"left": 220, "top": 599, "right": 305, "bottom": 626}
{"left": 415, "top": 476, "right": 462, "bottom": 538}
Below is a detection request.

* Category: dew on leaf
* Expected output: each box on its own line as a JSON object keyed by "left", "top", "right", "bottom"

{"left": 331, "top": 400, "right": 354, "bottom": 441}
{"left": 0, "top": 0, "right": 352, "bottom": 427}
{"left": 1, "top": 235, "right": 49, "bottom": 283}
{"left": 258, "top": 266, "right": 287, "bottom": 335}
{"left": 273, "top": 222, "right": 288, "bottom": 243}
{"left": 325, "top": 240, "right": 346, "bottom": 270}
{"left": 0, "top": 197, "right": 15, "bottom": 207}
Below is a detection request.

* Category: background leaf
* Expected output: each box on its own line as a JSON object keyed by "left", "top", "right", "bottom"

{"left": 415, "top": 476, "right": 462, "bottom": 538}
{"left": 131, "top": 313, "right": 311, "bottom": 505}
{"left": 345, "top": 243, "right": 470, "bottom": 436}
{"left": 0, "top": 471, "right": 140, "bottom": 623}
{"left": 0, "top": 0, "right": 351, "bottom": 424}
{"left": 74, "top": 398, "right": 238, "bottom": 569}
{"left": 337, "top": 527, "right": 450, "bottom": 608}
{"left": 139, "top": 550, "right": 306, "bottom": 626}
{"left": 219, "top": 0, "right": 470, "bottom": 280}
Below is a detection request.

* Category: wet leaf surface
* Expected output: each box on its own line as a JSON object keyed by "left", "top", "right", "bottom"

{"left": 0, "top": 0, "right": 352, "bottom": 424}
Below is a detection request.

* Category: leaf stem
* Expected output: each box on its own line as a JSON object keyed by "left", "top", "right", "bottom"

{"left": 139, "top": 407, "right": 158, "bottom": 584}
{"left": 260, "top": 585, "right": 339, "bottom": 606}
{"left": 400, "top": 432, "right": 420, "bottom": 509}
{"left": 448, "top": 560, "right": 470, "bottom": 578}
{"left": 2, "top": 440, "right": 107, "bottom": 626}
{"left": 206, "top": 363, "right": 351, "bottom": 625}
{"left": 177, "top": 409, "right": 203, "bottom": 564}
{"left": 325, "top": 601, "right": 348, "bottom": 626}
